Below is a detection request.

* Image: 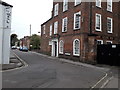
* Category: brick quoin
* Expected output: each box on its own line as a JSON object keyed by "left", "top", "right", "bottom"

{"left": 41, "top": 1, "right": 120, "bottom": 64}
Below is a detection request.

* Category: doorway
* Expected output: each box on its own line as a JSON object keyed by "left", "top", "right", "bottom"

{"left": 51, "top": 39, "right": 58, "bottom": 57}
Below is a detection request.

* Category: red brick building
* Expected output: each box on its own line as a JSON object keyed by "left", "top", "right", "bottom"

{"left": 20, "top": 36, "right": 30, "bottom": 49}
{"left": 41, "top": 0, "right": 120, "bottom": 64}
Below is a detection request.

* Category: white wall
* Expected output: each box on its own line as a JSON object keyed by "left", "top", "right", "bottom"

{"left": 0, "top": 4, "right": 12, "bottom": 64}
{"left": 0, "top": 4, "right": 3, "bottom": 64}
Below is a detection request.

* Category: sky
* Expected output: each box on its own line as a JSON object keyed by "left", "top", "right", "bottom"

{"left": 3, "top": 0, "right": 53, "bottom": 39}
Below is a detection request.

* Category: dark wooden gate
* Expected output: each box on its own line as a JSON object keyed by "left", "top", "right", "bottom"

{"left": 97, "top": 44, "right": 120, "bottom": 66}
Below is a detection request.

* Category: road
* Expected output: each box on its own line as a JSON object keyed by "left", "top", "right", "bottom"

{"left": 3, "top": 50, "right": 108, "bottom": 88}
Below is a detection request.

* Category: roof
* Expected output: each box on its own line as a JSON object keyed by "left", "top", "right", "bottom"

{"left": 41, "top": 17, "right": 53, "bottom": 26}
{"left": 0, "top": 1, "right": 13, "bottom": 7}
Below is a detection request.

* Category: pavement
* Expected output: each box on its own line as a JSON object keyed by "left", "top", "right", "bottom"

{"left": 2, "top": 50, "right": 120, "bottom": 88}
{"left": 2, "top": 51, "right": 24, "bottom": 71}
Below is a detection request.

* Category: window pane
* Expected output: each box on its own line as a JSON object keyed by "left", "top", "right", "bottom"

{"left": 74, "top": 40, "right": 80, "bottom": 55}
{"left": 54, "top": 21, "right": 58, "bottom": 34}
{"left": 96, "top": 14, "right": 101, "bottom": 31}
{"left": 54, "top": 4, "right": 58, "bottom": 16}
{"left": 62, "top": 17, "right": 67, "bottom": 32}
{"left": 96, "top": 0, "right": 101, "bottom": 7}
{"left": 74, "top": 12, "right": 81, "bottom": 29}
{"left": 107, "top": 18, "right": 112, "bottom": 33}
{"left": 59, "top": 41, "right": 64, "bottom": 54}
{"left": 63, "top": 0, "right": 68, "bottom": 12}
{"left": 75, "top": 0, "right": 81, "bottom": 6}
{"left": 107, "top": 0, "right": 112, "bottom": 11}
{"left": 50, "top": 25, "right": 52, "bottom": 36}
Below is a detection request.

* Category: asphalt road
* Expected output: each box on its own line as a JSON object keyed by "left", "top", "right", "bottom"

{"left": 2, "top": 50, "right": 107, "bottom": 88}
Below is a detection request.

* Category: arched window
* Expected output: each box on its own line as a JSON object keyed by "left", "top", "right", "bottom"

{"left": 59, "top": 40, "right": 64, "bottom": 54}
{"left": 73, "top": 39, "right": 80, "bottom": 56}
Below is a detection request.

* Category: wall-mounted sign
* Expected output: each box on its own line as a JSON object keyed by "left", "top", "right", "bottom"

{"left": 4, "top": 6, "right": 12, "bottom": 29}
{"left": 112, "top": 45, "right": 116, "bottom": 48}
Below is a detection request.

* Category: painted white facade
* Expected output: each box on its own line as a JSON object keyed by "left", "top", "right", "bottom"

{"left": 0, "top": 1, "right": 13, "bottom": 64}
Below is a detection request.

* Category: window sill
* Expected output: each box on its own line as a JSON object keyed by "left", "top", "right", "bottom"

{"left": 59, "top": 53, "right": 64, "bottom": 55}
{"left": 73, "top": 54, "right": 80, "bottom": 56}
{"left": 54, "top": 33, "right": 58, "bottom": 35}
{"left": 74, "top": 3, "right": 81, "bottom": 7}
{"left": 54, "top": 15, "right": 58, "bottom": 17}
{"left": 107, "top": 9, "right": 112, "bottom": 13}
{"left": 107, "top": 32, "right": 113, "bottom": 34}
{"left": 96, "top": 6, "right": 102, "bottom": 9}
{"left": 74, "top": 28, "right": 80, "bottom": 30}
{"left": 65, "top": 53, "right": 71, "bottom": 56}
{"left": 62, "top": 31, "right": 67, "bottom": 33}
{"left": 96, "top": 29, "right": 102, "bottom": 32}
{"left": 63, "top": 10, "right": 68, "bottom": 13}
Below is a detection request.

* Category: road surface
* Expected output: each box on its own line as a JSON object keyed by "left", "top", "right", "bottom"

{"left": 3, "top": 50, "right": 108, "bottom": 88}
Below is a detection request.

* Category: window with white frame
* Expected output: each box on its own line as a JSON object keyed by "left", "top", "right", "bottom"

{"left": 43, "top": 25, "right": 46, "bottom": 34}
{"left": 106, "top": 41, "right": 112, "bottom": 44}
{"left": 54, "top": 21, "right": 58, "bottom": 34}
{"left": 59, "top": 40, "right": 64, "bottom": 54}
{"left": 74, "top": 11, "right": 81, "bottom": 30}
{"left": 73, "top": 39, "right": 80, "bottom": 56}
{"left": 62, "top": 17, "right": 68, "bottom": 32}
{"left": 54, "top": 3, "right": 59, "bottom": 16}
{"left": 107, "top": 17, "right": 113, "bottom": 33}
{"left": 50, "top": 24, "right": 52, "bottom": 36}
{"left": 75, "top": 0, "right": 81, "bottom": 6}
{"left": 107, "top": 0, "right": 112, "bottom": 12}
{"left": 63, "top": 0, "right": 68, "bottom": 12}
{"left": 97, "top": 40, "right": 103, "bottom": 45}
{"left": 96, "top": 13, "right": 101, "bottom": 31}
{"left": 96, "top": 0, "right": 101, "bottom": 7}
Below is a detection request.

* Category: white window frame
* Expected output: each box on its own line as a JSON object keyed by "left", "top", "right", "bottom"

{"left": 96, "top": 0, "right": 101, "bottom": 8}
{"left": 97, "top": 40, "right": 103, "bottom": 45}
{"left": 73, "top": 39, "right": 80, "bottom": 56}
{"left": 74, "top": 0, "right": 81, "bottom": 6}
{"left": 63, "top": 0, "right": 68, "bottom": 12}
{"left": 107, "top": 17, "right": 113, "bottom": 33}
{"left": 59, "top": 40, "right": 64, "bottom": 54}
{"left": 43, "top": 25, "right": 46, "bottom": 34}
{"left": 62, "top": 17, "right": 68, "bottom": 32}
{"left": 107, "top": 0, "right": 112, "bottom": 12}
{"left": 54, "top": 3, "right": 59, "bottom": 16}
{"left": 74, "top": 11, "right": 81, "bottom": 30}
{"left": 50, "top": 24, "right": 52, "bottom": 36}
{"left": 95, "top": 13, "right": 102, "bottom": 31}
{"left": 106, "top": 41, "right": 112, "bottom": 44}
{"left": 54, "top": 21, "right": 58, "bottom": 34}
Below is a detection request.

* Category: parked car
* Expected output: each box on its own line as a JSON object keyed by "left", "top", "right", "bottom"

{"left": 17, "top": 47, "right": 20, "bottom": 50}
{"left": 19, "top": 47, "right": 23, "bottom": 51}
{"left": 11, "top": 46, "right": 17, "bottom": 49}
{"left": 19, "top": 46, "right": 28, "bottom": 52}
{"left": 22, "top": 46, "right": 28, "bottom": 52}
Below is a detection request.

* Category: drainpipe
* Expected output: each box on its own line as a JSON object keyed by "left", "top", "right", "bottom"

{"left": 89, "top": 2, "right": 92, "bottom": 35}
{"left": 88, "top": 2, "right": 98, "bottom": 63}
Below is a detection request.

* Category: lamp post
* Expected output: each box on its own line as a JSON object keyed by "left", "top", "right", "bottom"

{"left": 29, "top": 24, "right": 31, "bottom": 50}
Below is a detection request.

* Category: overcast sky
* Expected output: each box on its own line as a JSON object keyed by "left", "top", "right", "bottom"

{"left": 3, "top": 0, "right": 53, "bottom": 39}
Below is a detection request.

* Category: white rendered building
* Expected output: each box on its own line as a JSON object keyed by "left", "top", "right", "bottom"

{"left": 0, "top": 1, "right": 13, "bottom": 64}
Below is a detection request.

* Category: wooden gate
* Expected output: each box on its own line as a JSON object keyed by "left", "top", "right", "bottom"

{"left": 97, "top": 44, "right": 120, "bottom": 66}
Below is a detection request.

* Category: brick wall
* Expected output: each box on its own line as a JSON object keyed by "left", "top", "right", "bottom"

{"left": 41, "top": 1, "right": 120, "bottom": 63}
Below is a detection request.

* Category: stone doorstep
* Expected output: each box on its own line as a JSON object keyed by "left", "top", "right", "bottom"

{"left": 10, "top": 59, "right": 21, "bottom": 63}
{"left": 2, "top": 62, "right": 23, "bottom": 70}
{"left": 10, "top": 56, "right": 16, "bottom": 59}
